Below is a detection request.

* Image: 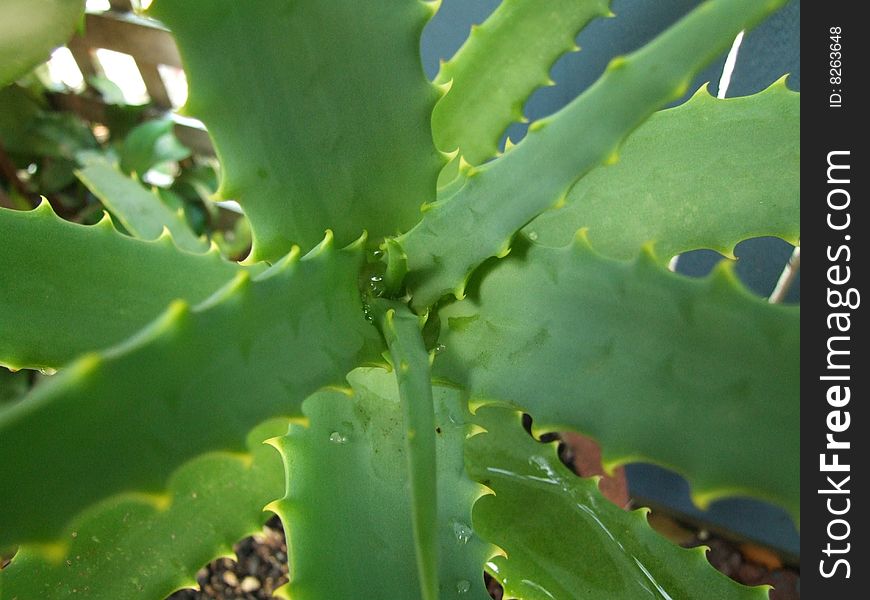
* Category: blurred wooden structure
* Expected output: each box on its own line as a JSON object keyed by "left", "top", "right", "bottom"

{"left": 50, "top": 0, "right": 214, "bottom": 155}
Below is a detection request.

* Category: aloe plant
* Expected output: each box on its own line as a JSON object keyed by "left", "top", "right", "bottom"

{"left": 0, "top": 0, "right": 799, "bottom": 598}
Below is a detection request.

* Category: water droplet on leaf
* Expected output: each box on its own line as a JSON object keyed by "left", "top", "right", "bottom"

{"left": 368, "top": 275, "right": 385, "bottom": 297}
{"left": 452, "top": 519, "right": 473, "bottom": 544}
{"left": 329, "top": 431, "right": 348, "bottom": 444}
{"left": 456, "top": 579, "right": 471, "bottom": 594}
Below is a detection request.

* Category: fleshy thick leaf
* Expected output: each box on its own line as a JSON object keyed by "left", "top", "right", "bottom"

{"left": 0, "top": 0, "right": 83, "bottom": 87}
{"left": 467, "top": 406, "right": 769, "bottom": 599}
{"left": 376, "top": 301, "right": 439, "bottom": 600}
{"left": 0, "top": 369, "right": 30, "bottom": 406}
{"left": 398, "top": 0, "right": 787, "bottom": 309}
{"left": 432, "top": 0, "right": 610, "bottom": 165}
{"left": 150, "top": 0, "right": 442, "bottom": 259}
{"left": 1, "top": 419, "right": 286, "bottom": 599}
{"left": 435, "top": 237, "right": 799, "bottom": 518}
{"left": 273, "top": 368, "right": 491, "bottom": 600}
{"left": 77, "top": 162, "right": 207, "bottom": 252}
{"left": 0, "top": 234, "right": 382, "bottom": 546}
{"left": 525, "top": 80, "right": 800, "bottom": 259}
{"left": 0, "top": 202, "right": 240, "bottom": 370}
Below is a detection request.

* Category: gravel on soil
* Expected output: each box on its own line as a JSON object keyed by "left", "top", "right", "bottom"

{"left": 166, "top": 516, "right": 288, "bottom": 600}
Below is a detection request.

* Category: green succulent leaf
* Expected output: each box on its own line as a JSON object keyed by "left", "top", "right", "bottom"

{"left": 375, "top": 301, "right": 439, "bottom": 600}
{"left": 0, "top": 0, "right": 84, "bottom": 87}
{"left": 432, "top": 0, "right": 611, "bottom": 166}
{"left": 525, "top": 80, "right": 800, "bottom": 259}
{"left": 0, "top": 234, "right": 382, "bottom": 546}
{"left": 0, "top": 0, "right": 799, "bottom": 596}
{"left": 0, "top": 418, "right": 286, "bottom": 599}
{"left": 273, "top": 368, "right": 492, "bottom": 600}
{"left": 118, "top": 119, "right": 192, "bottom": 178}
{"left": 0, "top": 368, "right": 30, "bottom": 406}
{"left": 466, "top": 406, "right": 770, "bottom": 600}
{"left": 150, "top": 0, "right": 442, "bottom": 259}
{"left": 76, "top": 162, "right": 207, "bottom": 252}
{"left": 435, "top": 236, "right": 799, "bottom": 519}
{"left": 0, "top": 202, "right": 242, "bottom": 371}
{"left": 398, "top": 0, "right": 787, "bottom": 310}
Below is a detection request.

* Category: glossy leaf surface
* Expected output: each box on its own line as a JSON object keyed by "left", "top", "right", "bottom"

{"left": 0, "top": 235, "right": 381, "bottom": 545}
{"left": 466, "top": 406, "right": 770, "bottom": 599}
{"left": 376, "top": 302, "right": 439, "bottom": 600}
{"left": 432, "top": 0, "right": 610, "bottom": 165}
{"left": 0, "top": 202, "right": 239, "bottom": 370}
{"left": 0, "top": 0, "right": 799, "bottom": 597}
{"left": 526, "top": 80, "right": 800, "bottom": 259}
{"left": 436, "top": 237, "right": 799, "bottom": 518}
{"left": 1, "top": 419, "right": 286, "bottom": 599}
{"left": 273, "top": 368, "right": 491, "bottom": 600}
{"left": 150, "top": 0, "right": 442, "bottom": 259}
{"left": 400, "top": 0, "right": 787, "bottom": 309}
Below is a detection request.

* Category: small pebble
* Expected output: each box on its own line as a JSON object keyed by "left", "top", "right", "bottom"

{"left": 221, "top": 571, "right": 239, "bottom": 587}
{"left": 240, "top": 576, "right": 261, "bottom": 592}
